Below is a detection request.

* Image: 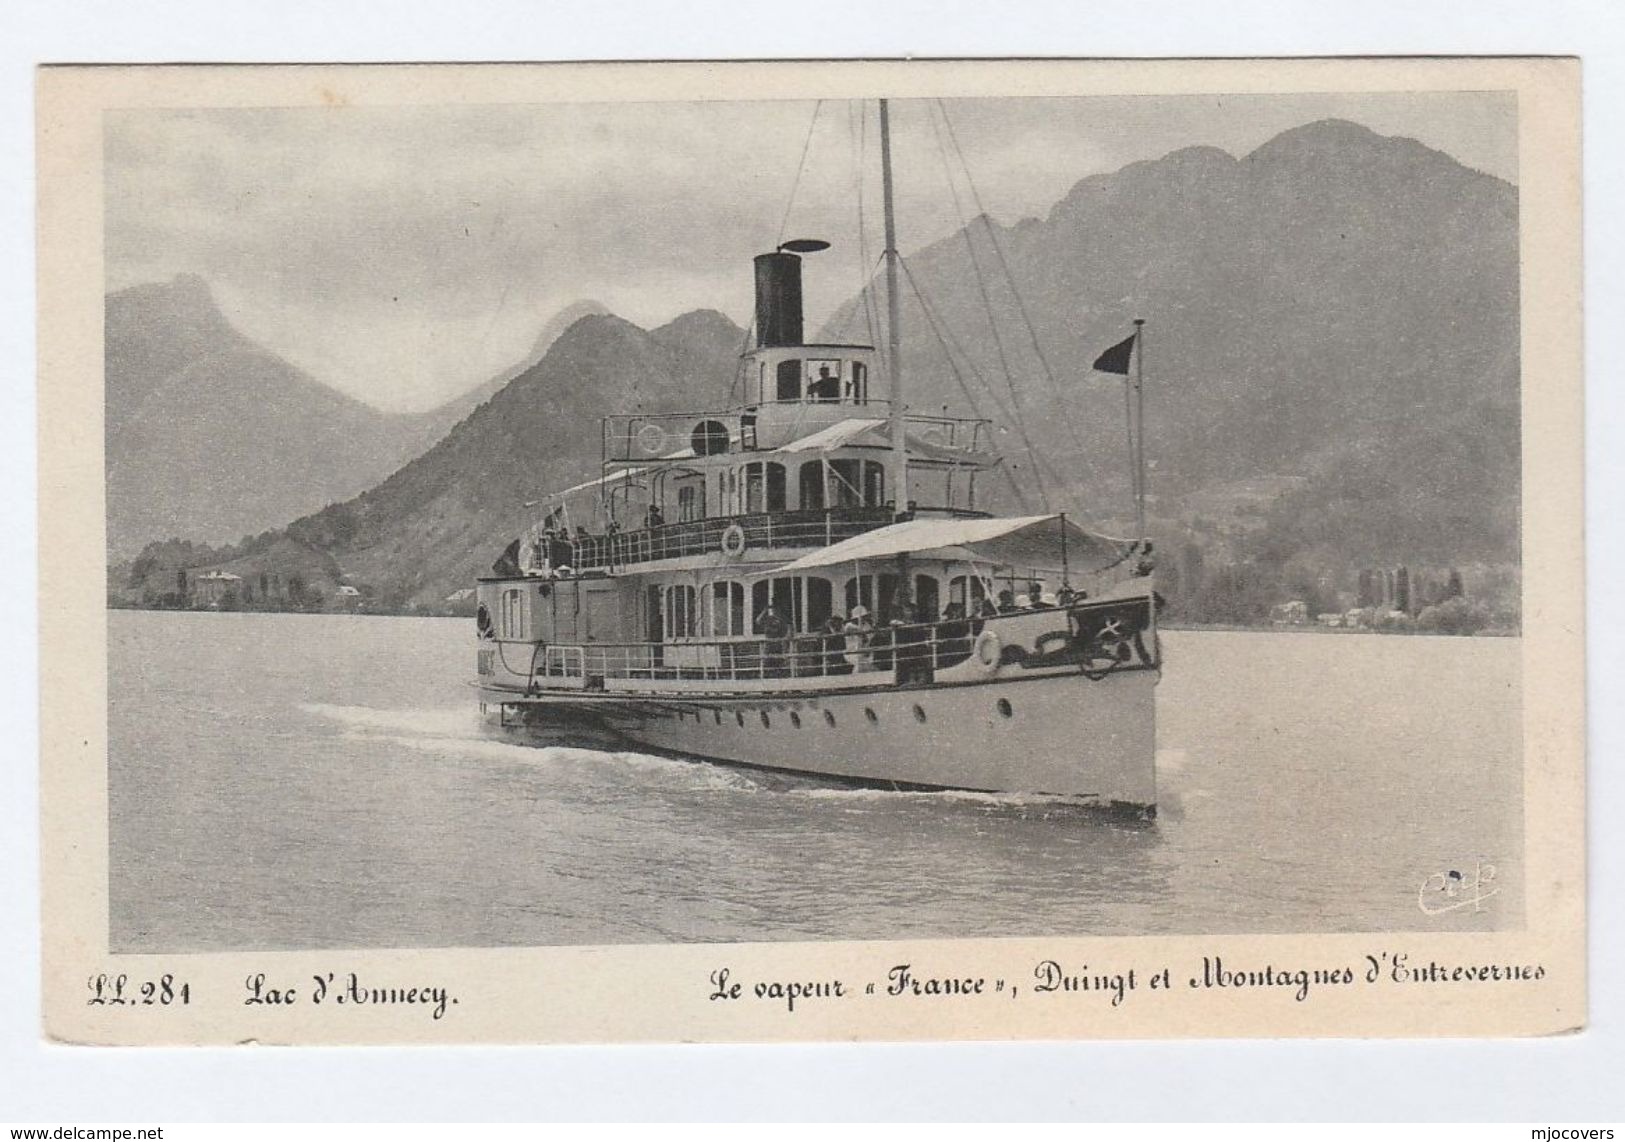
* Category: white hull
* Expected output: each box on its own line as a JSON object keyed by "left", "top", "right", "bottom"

{"left": 483, "top": 667, "right": 1157, "bottom": 810}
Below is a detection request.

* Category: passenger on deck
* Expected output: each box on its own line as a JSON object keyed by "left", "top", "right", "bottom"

{"left": 823, "top": 614, "right": 849, "bottom": 673}
{"left": 645, "top": 504, "right": 664, "bottom": 529}
{"left": 997, "top": 588, "right": 1018, "bottom": 613}
{"left": 936, "top": 601, "right": 972, "bottom": 667}
{"left": 843, "top": 606, "right": 874, "bottom": 672}
{"left": 756, "top": 603, "right": 791, "bottom": 677}
{"left": 809, "top": 364, "right": 840, "bottom": 402}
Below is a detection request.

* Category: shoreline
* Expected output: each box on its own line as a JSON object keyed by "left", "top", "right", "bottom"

{"left": 104, "top": 603, "right": 1518, "bottom": 637}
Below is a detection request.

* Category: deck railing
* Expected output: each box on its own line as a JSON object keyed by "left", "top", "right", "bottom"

{"left": 554, "top": 507, "right": 897, "bottom": 571}
{"left": 527, "top": 599, "right": 1155, "bottom": 689}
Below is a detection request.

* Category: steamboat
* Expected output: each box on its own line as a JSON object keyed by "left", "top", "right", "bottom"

{"left": 473, "top": 100, "right": 1161, "bottom": 811}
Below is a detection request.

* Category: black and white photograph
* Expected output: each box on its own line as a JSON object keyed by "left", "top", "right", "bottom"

{"left": 35, "top": 58, "right": 1584, "bottom": 1047}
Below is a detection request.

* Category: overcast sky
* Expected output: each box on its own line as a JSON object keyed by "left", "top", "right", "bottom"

{"left": 106, "top": 91, "right": 1516, "bottom": 414}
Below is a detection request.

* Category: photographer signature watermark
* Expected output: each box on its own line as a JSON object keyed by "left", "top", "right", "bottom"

{"left": 1418, "top": 861, "right": 1498, "bottom": 916}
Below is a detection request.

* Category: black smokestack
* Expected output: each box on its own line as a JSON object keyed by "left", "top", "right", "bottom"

{"left": 753, "top": 251, "right": 803, "bottom": 348}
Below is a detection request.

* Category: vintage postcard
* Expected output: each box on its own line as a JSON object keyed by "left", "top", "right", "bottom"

{"left": 38, "top": 58, "right": 1582, "bottom": 1045}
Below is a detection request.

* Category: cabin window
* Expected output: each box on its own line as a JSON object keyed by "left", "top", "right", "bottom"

{"left": 805, "top": 576, "right": 833, "bottom": 631}
{"left": 844, "top": 573, "right": 901, "bottom": 623}
{"left": 709, "top": 581, "right": 746, "bottom": 637}
{"left": 768, "top": 463, "right": 786, "bottom": 511}
{"left": 501, "top": 588, "right": 524, "bottom": 639}
{"left": 776, "top": 358, "right": 802, "bottom": 401}
{"left": 848, "top": 361, "right": 868, "bottom": 403}
{"left": 829, "top": 459, "right": 861, "bottom": 508}
{"left": 664, "top": 584, "right": 697, "bottom": 639}
{"left": 752, "top": 576, "right": 804, "bottom": 633}
{"left": 744, "top": 461, "right": 786, "bottom": 514}
{"left": 677, "top": 483, "right": 702, "bottom": 522}
{"left": 948, "top": 574, "right": 988, "bottom": 614}
{"left": 863, "top": 460, "right": 886, "bottom": 508}
{"left": 914, "top": 574, "right": 941, "bottom": 621}
{"left": 798, "top": 460, "right": 826, "bottom": 511}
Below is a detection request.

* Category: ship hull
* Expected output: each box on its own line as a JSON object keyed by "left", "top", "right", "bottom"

{"left": 483, "top": 667, "right": 1157, "bottom": 810}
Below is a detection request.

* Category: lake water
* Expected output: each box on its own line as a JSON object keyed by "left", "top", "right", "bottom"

{"left": 108, "top": 611, "right": 1522, "bottom": 951}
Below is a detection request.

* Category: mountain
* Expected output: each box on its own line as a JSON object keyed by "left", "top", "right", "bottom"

{"left": 104, "top": 275, "right": 442, "bottom": 559}
{"left": 130, "top": 119, "right": 1521, "bottom": 619}
{"left": 238, "top": 309, "right": 746, "bottom": 608}
{"left": 823, "top": 117, "right": 1519, "bottom": 589}
{"left": 407, "top": 299, "right": 612, "bottom": 444}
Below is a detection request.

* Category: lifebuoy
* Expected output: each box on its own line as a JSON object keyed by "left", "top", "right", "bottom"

{"left": 720, "top": 524, "right": 748, "bottom": 557}
{"left": 973, "top": 629, "right": 1001, "bottom": 671}
{"left": 636, "top": 423, "right": 667, "bottom": 455}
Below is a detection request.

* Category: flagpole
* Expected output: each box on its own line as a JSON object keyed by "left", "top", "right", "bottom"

{"left": 1121, "top": 357, "right": 1136, "bottom": 531}
{"left": 879, "top": 98, "right": 909, "bottom": 519}
{"left": 1133, "top": 318, "right": 1147, "bottom": 541}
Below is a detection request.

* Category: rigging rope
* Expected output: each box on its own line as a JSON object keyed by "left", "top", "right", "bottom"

{"left": 854, "top": 102, "right": 888, "bottom": 365}
{"left": 923, "top": 105, "right": 1037, "bottom": 454}
{"left": 919, "top": 102, "right": 1055, "bottom": 510}
{"left": 934, "top": 99, "right": 1105, "bottom": 493}
{"left": 776, "top": 100, "right": 825, "bottom": 247}
{"left": 898, "top": 264, "right": 1034, "bottom": 513}
{"left": 733, "top": 99, "right": 824, "bottom": 403}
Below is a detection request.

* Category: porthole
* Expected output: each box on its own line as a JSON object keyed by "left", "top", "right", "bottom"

{"left": 913, "top": 704, "right": 927, "bottom": 723}
{"left": 864, "top": 707, "right": 879, "bottom": 725}
{"left": 760, "top": 710, "right": 772, "bottom": 729}
{"left": 823, "top": 710, "right": 837, "bottom": 728}
{"left": 790, "top": 711, "right": 802, "bottom": 729}
{"left": 736, "top": 711, "right": 745, "bottom": 727}
{"left": 997, "top": 698, "right": 1013, "bottom": 719}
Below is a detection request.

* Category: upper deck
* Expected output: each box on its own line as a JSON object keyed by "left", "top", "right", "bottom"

{"left": 505, "top": 241, "right": 1000, "bottom": 578}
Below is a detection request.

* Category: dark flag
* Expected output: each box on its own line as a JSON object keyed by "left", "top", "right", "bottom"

{"left": 491, "top": 538, "right": 522, "bottom": 577}
{"left": 1091, "top": 333, "right": 1137, "bottom": 375}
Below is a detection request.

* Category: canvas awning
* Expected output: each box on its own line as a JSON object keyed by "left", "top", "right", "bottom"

{"left": 548, "top": 467, "right": 648, "bottom": 500}
{"left": 776, "top": 418, "right": 887, "bottom": 452}
{"left": 775, "top": 418, "right": 990, "bottom": 463}
{"left": 764, "top": 514, "right": 1134, "bottom": 576}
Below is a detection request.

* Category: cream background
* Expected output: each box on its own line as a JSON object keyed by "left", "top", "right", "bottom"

{"left": 4, "top": 2, "right": 1620, "bottom": 1122}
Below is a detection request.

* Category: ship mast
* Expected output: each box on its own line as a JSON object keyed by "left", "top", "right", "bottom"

{"left": 878, "top": 98, "right": 909, "bottom": 517}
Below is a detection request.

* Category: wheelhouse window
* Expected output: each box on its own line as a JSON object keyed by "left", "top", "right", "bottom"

{"left": 664, "top": 585, "right": 697, "bottom": 640}
{"left": 776, "top": 358, "right": 802, "bottom": 402}
{"left": 805, "top": 358, "right": 841, "bottom": 402}
{"left": 847, "top": 360, "right": 868, "bottom": 403}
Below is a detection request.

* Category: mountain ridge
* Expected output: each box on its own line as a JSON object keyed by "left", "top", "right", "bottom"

{"left": 114, "top": 117, "right": 1522, "bottom": 624}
